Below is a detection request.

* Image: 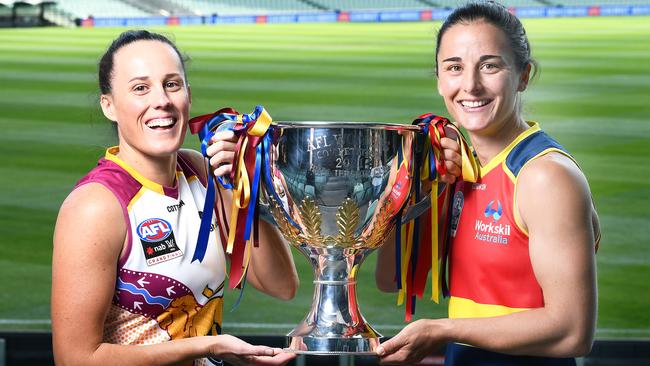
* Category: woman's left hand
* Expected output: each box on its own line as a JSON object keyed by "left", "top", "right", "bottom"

{"left": 205, "top": 130, "right": 238, "bottom": 178}
{"left": 376, "top": 319, "right": 449, "bottom": 365}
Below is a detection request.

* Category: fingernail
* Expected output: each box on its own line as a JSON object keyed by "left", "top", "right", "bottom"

{"left": 376, "top": 346, "right": 385, "bottom": 356}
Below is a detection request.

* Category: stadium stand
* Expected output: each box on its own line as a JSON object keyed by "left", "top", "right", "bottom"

{"left": 118, "top": 0, "right": 194, "bottom": 16}
{"left": 36, "top": 0, "right": 650, "bottom": 23}
{"left": 550, "top": 0, "right": 650, "bottom": 4}
{"left": 432, "top": 0, "right": 549, "bottom": 7}
{"left": 165, "top": 0, "right": 318, "bottom": 15}
{"left": 312, "top": 0, "right": 430, "bottom": 10}
{"left": 0, "top": 0, "right": 60, "bottom": 27}
{"left": 54, "top": 0, "right": 149, "bottom": 18}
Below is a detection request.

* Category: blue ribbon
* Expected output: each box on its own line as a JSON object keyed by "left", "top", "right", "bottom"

{"left": 192, "top": 105, "right": 306, "bottom": 263}
{"left": 198, "top": 114, "right": 235, "bottom": 190}
{"left": 230, "top": 266, "right": 249, "bottom": 312}
{"left": 244, "top": 143, "right": 263, "bottom": 240}
{"left": 419, "top": 118, "right": 438, "bottom": 182}
{"left": 191, "top": 112, "right": 239, "bottom": 263}
{"left": 192, "top": 105, "right": 301, "bottom": 263}
{"left": 441, "top": 181, "right": 456, "bottom": 299}
{"left": 192, "top": 172, "right": 216, "bottom": 263}
{"left": 191, "top": 110, "right": 251, "bottom": 263}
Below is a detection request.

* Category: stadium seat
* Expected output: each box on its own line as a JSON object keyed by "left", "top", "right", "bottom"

{"left": 55, "top": 0, "right": 149, "bottom": 18}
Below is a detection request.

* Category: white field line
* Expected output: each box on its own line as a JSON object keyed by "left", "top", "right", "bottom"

{"left": 0, "top": 319, "right": 51, "bottom": 325}
{"left": 1, "top": 319, "right": 650, "bottom": 336}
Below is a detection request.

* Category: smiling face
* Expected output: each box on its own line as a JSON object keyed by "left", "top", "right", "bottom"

{"left": 437, "top": 20, "right": 530, "bottom": 136}
{"left": 100, "top": 40, "right": 191, "bottom": 159}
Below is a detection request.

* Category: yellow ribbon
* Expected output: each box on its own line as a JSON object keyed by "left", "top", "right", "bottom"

{"left": 450, "top": 124, "right": 479, "bottom": 183}
{"left": 430, "top": 180, "right": 440, "bottom": 303}
{"left": 248, "top": 108, "right": 272, "bottom": 137}
{"left": 225, "top": 109, "right": 274, "bottom": 255}
{"left": 227, "top": 136, "right": 250, "bottom": 254}
{"left": 422, "top": 122, "right": 480, "bottom": 304}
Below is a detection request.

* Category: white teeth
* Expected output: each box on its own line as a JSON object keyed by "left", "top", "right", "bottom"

{"left": 461, "top": 100, "right": 489, "bottom": 108}
{"left": 146, "top": 118, "right": 175, "bottom": 128}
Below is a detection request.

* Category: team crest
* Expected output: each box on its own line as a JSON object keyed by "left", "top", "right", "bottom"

{"left": 137, "top": 218, "right": 182, "bottom": 265}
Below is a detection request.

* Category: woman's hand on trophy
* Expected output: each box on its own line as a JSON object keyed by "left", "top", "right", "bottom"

{"left": 375, "top": 319, "right": 450, "bottom": 365}
{"left": 206, "top": 130, "right": 238, "bottom": 178}
{"left": 206, "top": 334, "right": 296, "bottom": 366}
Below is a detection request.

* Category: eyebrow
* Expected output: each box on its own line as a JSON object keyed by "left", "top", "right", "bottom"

{"left": 441, "top": 55, "right": 504, "bottom": 62}
{"left": 128, "top": 73, "right": 182, "bottom": 83}
{"left": 128, "top": 76, "right": 149, "bottom": 83}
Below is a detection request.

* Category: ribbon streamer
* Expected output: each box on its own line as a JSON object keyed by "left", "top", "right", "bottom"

{"left": 189, "top": 106, "right": 274, "bottom": 291}
{"left": 188, "top": 107, "right": 239, "bottom": 264}
{"left": 396, "top": 113, "right": 479, "bottom": 321}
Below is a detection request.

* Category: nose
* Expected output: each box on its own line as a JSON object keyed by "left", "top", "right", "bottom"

{"left": 462, "top": 68, "right": 482, "bottom": 94}
{"left": 151, "top": 86, "right": 172, "bottom": 109}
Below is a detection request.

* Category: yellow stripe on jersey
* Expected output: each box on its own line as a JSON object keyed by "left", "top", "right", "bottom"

{"left": 449, "top": 296, "right": 529, "bottom": 319}
{"left": 186, "top": 174, "right": 199, "bottom": 184}
{"left": 127, "top": 187, "right": 147, "bottom": 212}
{"left": 479, "top": 123, "right": 541, "bottom": 177}
{"left": 105, "top": 147, "right": 165, "bottom": 195}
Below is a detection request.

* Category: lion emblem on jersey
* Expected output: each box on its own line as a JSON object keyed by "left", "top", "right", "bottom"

{"left": 157, "top": 295, "right": 223, "bottom": 339}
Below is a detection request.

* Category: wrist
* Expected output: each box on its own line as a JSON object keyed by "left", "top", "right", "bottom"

{"left": 194, "top": 336, "right": 214, "bottom": 358}
{"left": 434, "top": 318, "right": 455, "bottom": 344}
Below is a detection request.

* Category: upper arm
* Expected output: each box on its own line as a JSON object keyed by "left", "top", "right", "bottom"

{"left": 516, "top": 154, "right": 597, "bottom": 344}
{"left": 52, "top": 183, "right": 126, "bottom": 363}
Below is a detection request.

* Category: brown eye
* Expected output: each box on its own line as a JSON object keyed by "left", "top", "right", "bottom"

{"left": 165, "top": 81, "right": 181, "bottom": 91}
{"left": 480, "top": 63, "right": 499, "bottom": 73}
{"left": 133, "top": 84, "right": 148, "bottom": 94}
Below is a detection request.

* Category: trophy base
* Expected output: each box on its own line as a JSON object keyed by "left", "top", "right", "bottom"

{"left": 285, "top": 335, "right": 382, "bottom": 355}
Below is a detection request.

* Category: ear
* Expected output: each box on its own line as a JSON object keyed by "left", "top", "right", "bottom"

{"left": 100, "top": 94, "right": 117, "bottom": 122}
{"left": 187, "top": 84, "right": 192, "bottom": 106}
{"left": 517, "top": 63, "right": 532, "bottom": 92}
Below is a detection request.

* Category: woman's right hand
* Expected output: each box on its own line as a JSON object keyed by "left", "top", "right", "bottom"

{"left": 207, "top": 335, "right": 295, "bottom": 366}
{"left": 205, "top": 129, "right": 238, "bottom": 178}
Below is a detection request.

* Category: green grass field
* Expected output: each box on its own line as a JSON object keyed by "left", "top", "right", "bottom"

{"left": 0, "top": 16, "right": 648, "bottom": 339}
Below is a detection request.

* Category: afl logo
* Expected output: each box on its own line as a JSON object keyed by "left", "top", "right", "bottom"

{"left": 137, "top": 218, "right": 172, "bottom": 242}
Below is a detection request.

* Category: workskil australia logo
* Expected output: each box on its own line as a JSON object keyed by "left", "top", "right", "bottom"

{"left": 475, "top": 200, "right": 511, "bottom": 245}
{"left": 137, "top": 218, "right": 182, "bottom": 265}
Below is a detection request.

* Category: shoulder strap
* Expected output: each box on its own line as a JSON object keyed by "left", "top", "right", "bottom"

{"left": 506, "top": 130, "right": 568, "bottom": 177}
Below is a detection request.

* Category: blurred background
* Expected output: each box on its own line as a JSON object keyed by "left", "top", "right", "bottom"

{"left": 0, "top": 0, "right": 649, "bottom": 365}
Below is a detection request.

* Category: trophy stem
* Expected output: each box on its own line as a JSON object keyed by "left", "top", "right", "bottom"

{"left": 286, "top": 247, "right": 382, "bottom": 355}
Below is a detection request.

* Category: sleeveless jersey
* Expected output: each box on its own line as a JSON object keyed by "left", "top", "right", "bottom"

{"left": 75, "top": 147, "right": 226, "bottom": 366}
{"left": 445, "top": 123, "right": 577, "bottom": 366}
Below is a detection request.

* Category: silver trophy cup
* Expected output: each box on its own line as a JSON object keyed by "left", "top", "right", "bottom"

{"left": 261, "top": 122, "right": 420, "bottom": 354}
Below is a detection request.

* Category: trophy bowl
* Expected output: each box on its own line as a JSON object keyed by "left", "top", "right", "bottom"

{"left": 260, "top": 122, "right": 420, "bottom": 355}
